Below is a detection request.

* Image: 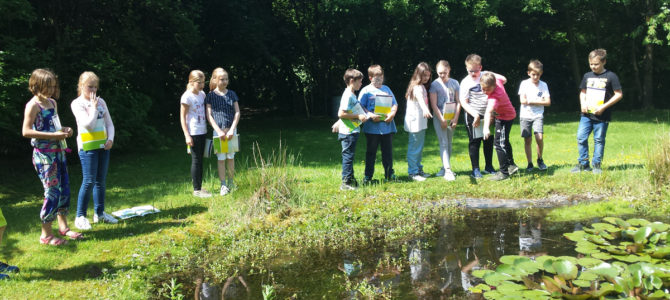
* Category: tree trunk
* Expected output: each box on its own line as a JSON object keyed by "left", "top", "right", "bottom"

{"left": 642, "top": 42, "right": 654, "bottom": 108}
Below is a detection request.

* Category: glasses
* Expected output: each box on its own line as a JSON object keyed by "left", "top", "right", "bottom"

{"left": 467, "top": 69, "right": 480, "bottom": 74}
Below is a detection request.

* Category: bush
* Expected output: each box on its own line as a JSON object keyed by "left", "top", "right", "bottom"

{"left": 647, "top": 132, "right": 670, "bottom": 188}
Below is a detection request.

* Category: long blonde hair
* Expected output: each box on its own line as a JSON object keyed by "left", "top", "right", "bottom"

{"left": 186, "top": 70, "right": 205, "bottom": 91}
{"left": 209, "top": 67, "right": 227, "bottom": 91}
{"left": 77, "top": 71, "right": 99, "bottom": 96}
{"left": 405, "top": 62, "right": 431, "bottom": 101}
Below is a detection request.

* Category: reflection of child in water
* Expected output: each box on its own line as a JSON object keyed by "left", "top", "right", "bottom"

{"left": 459, "top": 250, "right": 481, "bottom": 293}
{"left": 519, "top": 221, "right": 547, "bottom": 258}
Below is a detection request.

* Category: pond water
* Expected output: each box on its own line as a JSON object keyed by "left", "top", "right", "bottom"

{"left": 196, "top": 209, "right": 609, "bottom": 299}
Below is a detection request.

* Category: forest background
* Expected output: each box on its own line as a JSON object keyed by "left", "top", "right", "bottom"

{"left": 1, "top": 0, "right": 669, "bottom": 156}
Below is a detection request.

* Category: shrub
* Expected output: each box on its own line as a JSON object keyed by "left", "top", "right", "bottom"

{"left": 647, "top": 132, "right": 670, "bottom": 188}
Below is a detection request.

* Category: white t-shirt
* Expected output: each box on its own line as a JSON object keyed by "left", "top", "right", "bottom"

{"left": 518, "top": 79, "right": 550, "bottom": 119}
{"left": 459, "top": 74, "right": 489, "bottom": 117}
{"left": 180, "top": 90, "right": 207, "bottom": 135}
{"left": 404, "top": 85, "right": 429, "bottom": 133}
{"left": 337, "top": 88, "right": 361, "bottom": 134}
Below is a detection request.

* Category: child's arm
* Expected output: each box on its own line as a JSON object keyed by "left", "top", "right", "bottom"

{"left": 491, "top": 72, "right": 507, "bottom": 84}
{"left": 206, "top": 103, "right": 225, "bottom": 138}
{"left": 429, "top": 91, "right": 448, "bottom": 128}
{"left": 482, "top": 99, "right": 495, "bottom": 140}
{"left": 385, "top": 104, "right": 397, "bottom": 123}
{"left": 101, "top": 99, "right": 115, "bottom": 150}
{"left": 338, "top": 109, "right": 368, "bottom": 122}
{"left": 594, "top": 89, "right": 623, "bottom": 116}
{"left": 532, "top": 94, "right": 551, "bottom": 106}
{"left": 451, "top": 99, "right": 461, "bottom": 129}
{"left": 226, "top": 102, "right": 241, "bottom": 140}
{"left": 71, "top": 98, "right": 99, "bottom": 132}
{"left": 414, "top": 86, "right": 432, "bottom": 118}
{"left": 579, "top": 89, "right": 588, "bottom": 113}
{"left": 180, "top": 103, "right": 193, "bottom": 146}
{"left": 22, "top": 98, "right": 70, "bottom": 140}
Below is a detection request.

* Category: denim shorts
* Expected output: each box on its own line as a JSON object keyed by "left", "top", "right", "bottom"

{"left": 520, "top": 117, "right": 543, "bottom": 137}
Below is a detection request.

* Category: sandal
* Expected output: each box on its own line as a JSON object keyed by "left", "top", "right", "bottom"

{"left": 40, "top": 235, "right": 68, "bottom": 246}
{"left": 59, "top": 228, "right": 84, "bottom": 240}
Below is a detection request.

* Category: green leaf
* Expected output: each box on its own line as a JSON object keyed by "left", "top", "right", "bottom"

{"left": 484, "top": 272, "right": 514, "bottom": 286}
{"left": 591, "top": 252, "right": 613, "bottom": 260}
{"left": 627, "top": 218, "right": 650, "bottom": 226}
{"left": 472, "top": 269, "right": 493, "bottom": 278}
{"left": 650, "top": 246, "right": 670, "bottom": 258}
{"left": 634, "top": 226, "right": 653, "bottom": 244}
{"left": 563, "top": 231, "right": 586, "bottom": 242}
{"left": 577, "top": 257, "right": 604, "bottom": 268}
{"left": 592, "top": 222, "right": 620, "bottom": 233}
{"left": 541, "top": 276, "right": 561, "bottom": 293}
{"left": 572, "top": 279, "right": 591, "bottom": 287}
{"left": 577, "top": 270, "right": 598, "bottom": 281}
{"left": 589, "top": 282, "right": 618, "bottom": 297}
{"left": 587, "top": 234, "right": 610, "bottom": 245}
{"left": 649, "top": 222, "right": 669, "bottom": 232}
{"left": 499, "top": 255, "right": 526, "bottom": 265}
{"left": 552, "top": 259, "right": 578, "bottom": 280}
{"left": 590, "top": 262, "right": 619, "bottom": 279}
{"left": 468, "top": 283, "right": 491, "bottom": 293}
{"left": 496, "top": 281, "right": 526, "bottom": 292}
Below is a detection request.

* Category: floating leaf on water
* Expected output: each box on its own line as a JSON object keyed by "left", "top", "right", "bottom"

{"left": 520, "top": 289, "right": 551, "bottom": 299}
{"left": 572, "top": 279, "right": 591, "bottom": 287}
{"left": 627, "top": 218, "right": 650, "bottom": 226}
{"left": 591, "top": 252, "right": 613, "bottom": 260}
{"left": 542, "top": 259, "right": 556, "bottom": 274}
{"left": 553, "top": 259, "right": 578, "bottom": 280}
{"left": 591, "top": 222, "right": 620, "bottom": 233}
{"left": 575, "top": 247, "right": 600, "bottom": 254}
{"left": 634, "top": 226, "right": 653, "bottom": 244}
{"left": 564, "top": 231, "right": 586, "bottom": 242}
{"left": 577, "top": 257, "right": 604, "bottom": 268}
{"left": 468, "top": 283, "right": 491, "bottom": 293}
{"left": 612, "top": 254, "right": 642, "bottom": 263}
{"left": 497, "top": 281, "right": 527, "bottom": 292}
{"left": 588, "top": 282, "right": 618, "bottom": 298}
{"left": 577, "top": 270, "right": 598, "bottom": 281}
{"left": 603, "top": 245, "right": 628, "bottom": 255}
{"left": 649, "top": 233, "right": 661, "bottom": 244}
{"left": 649, "top": 246, "right": 670, "bottom": 259}
{"left": 587, "top": 235, "right": 610, "bottom": 245}
{"left": 649, "top": 222, "right": 669, "bottom": 233}
{"left": 500, "top": 255, "right": 526, "bottom": 265}
{"left": 516, "top": 260, "right": 541, "bottom": 275}
{"left": 541, "top": 275, "right": 561, "bottom": 293}
{"left": 473, "top": 269, "right": 494, "bottom": 278}
{"left": 484, "top": 272, "right": 514, "bottom": 286}
{"left": 563, "top": 294, "right": 591, "bottom": 300}
{"left": 590, "top": 262, "right": 619, "bottom": 279}
{"left": 647, "top": 289, "right": 669, "bottom": 299}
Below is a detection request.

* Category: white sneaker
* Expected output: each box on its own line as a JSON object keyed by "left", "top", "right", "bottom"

{"left": 435, "top": 168, "right": 446, "bottom": 177}
{"left": 220, "top": 185, "right": 230, "bottom": 196}
{"left": 443, "top": 171, "right": 456, "bottom": 181}
{"left": 411, "top": 174, "right": 427, "bottom": 182}
{"left": 93, "top": 212, "right": 118, "bottom": 224}
{"left": 193, "top": 189, "right": 213, "bottom": 198}
{"left": 75, "top": 216, "right": 92, "bottom": 230}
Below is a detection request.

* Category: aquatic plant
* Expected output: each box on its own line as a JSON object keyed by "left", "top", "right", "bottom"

{"left": 646, "top": 132, "right": 670, "bottom": 189}
{"left": 470, "top": 217, "right": 670, "bottom": 299}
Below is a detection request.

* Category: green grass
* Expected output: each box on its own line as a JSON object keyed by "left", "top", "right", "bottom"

{"left": 0, "top": 110, "right": 668, "bottom": 298}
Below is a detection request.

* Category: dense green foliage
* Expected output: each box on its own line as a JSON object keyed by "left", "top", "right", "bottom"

{"left": 1, "top": 0, "right": 670, "bottom": 156}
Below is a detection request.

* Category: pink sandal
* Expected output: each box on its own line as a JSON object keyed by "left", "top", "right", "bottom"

{"left": 40, "top": 235, "right": 68, "bottom": 246}
{"left": 59, "top": 228, "right": 84, "bottom": 240}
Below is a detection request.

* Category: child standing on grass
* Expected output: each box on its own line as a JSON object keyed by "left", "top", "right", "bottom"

{"left": 481, "top": 72, "right": 518, "bottom": 181}
{"left": 22, "top": 68, "right": 83, "bottom": 246}
{"left": 572, "top": 49, "right": 623, "bottom": 175}
{"left": 459, "top": 54, "right": 496, "bottom": 179}
{"left": 404, "top": 62, "right": 433, "bottom": 182}
{"left": 337, "top": 68, "right": 367, "bottom": 190}
{"left": 180, "top": 70, "right": 212, "bottom": 198}
{"left": 429, "top": 60, "right": 460, "bottom": 181}
{"left": 358, "top": 65, "right": 398, "bottom": 184}
{"left": 71, "top": 71, "right": 118, "bottom": 230}
{"left": 0, "top": 208, "right": 19, "bottom": 279}
{"left": 206, "top": 68, "right": 240, "bottom": 196}
{"left": 518, "top": 60, "right": 551, "bottom": 171}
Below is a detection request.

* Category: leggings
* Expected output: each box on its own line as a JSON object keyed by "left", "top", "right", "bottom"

{"left": 190, "top": 134, "right": 206, "bottom": 191}
{"left": 464, "top": 113, "right": 494, "bottom": 170}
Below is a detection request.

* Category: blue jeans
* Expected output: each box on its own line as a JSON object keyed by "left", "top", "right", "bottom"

{"left": 77, "top": 149, "right": 110, "bottom": 217}
{"left": 338, "top": 133, "right": 359, "bottom": 181}
{"left": 407, "top": 129, "right": 426, "bottom": 175}
{"left": 577, "top": 115, "right": 609, "bottom": 166}
{"left": 364, "top": 133, "right": 394, "bottom": 179}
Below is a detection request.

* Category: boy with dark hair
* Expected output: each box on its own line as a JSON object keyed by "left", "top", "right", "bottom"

{"left": 337, "top": 68, "right": 368, "bottom": 190}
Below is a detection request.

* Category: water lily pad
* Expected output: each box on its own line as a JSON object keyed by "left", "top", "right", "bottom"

{"left": 590, "top": 262, "right": 619, "bottom": 279}
{"left": 587, "top": 234, "right": 610, "bottom": 245}
{"left": 520, "top": 289, "right": 551, "bottom": 299}
{"left": 468, "top": 283, "right": 491, "bottom": 293}
{"left": 603, "top": 245, "right": 628, "bottom": 255}
{"left": 497, "top": 264, "right": 523, "bottom": 277}
{"left": 634, "top": 226, "right": 653, "bottom": 244}
{"left": 592, "top": 222, "right": 620, "bottom": 233}
{"left": 484, "top": 272, "right": 514, "bottom": 286}
{"left": 564, "top": 231, "right": 586, "bottom": 242}
{"left": 650, "top": 246, "right": 670, "bottom": 259}
{"left": 473, "top": 269, "right": 494, "bottom": 278}
{"left": 577, "top": 257, "right": 604, "bottom": 268}
{"left": 572, "top": 279, "right": 591, "bottom": 287}
{"left": 516, "top": 260, "right": 541, "bottom": 275}
{"left": 611, "top": 254, "right": 642, "bottom": 263}
{"left": 649, "top": 222, "right": 669, "bottom": 233}
{"left": 500, "top": 255, "right": 526, "bottom": 265}
{"left": 647, "top": 289, "right": 669, "bottom": 299}
{"left": 556, "top": 256, "right": 578, "bottom": 265}
{"left": 589, "top": 282, "right": 618, "bottom": 297}
{"left": 591, "top": 252, "right": 613, "bottom": 260}
{"left": 627, "top": 218, "right": 650, "bottom": 226}
{"left": 577, "top": 270, "right": 598, "bottom": 281}
{"left": 552, "top": 259, "right": 578, "bottom": 280}
{"left": 575, "top": 246, "right": 600, "bottom": 255}
{"left": 497, "top": 281, "right": 527, "bottom": 292}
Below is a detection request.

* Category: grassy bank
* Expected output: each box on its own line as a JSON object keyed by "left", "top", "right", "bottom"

{"left": 0, "top": 110, "right": 668, "bottom": 298}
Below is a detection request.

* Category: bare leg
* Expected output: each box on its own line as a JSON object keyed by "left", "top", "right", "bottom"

{"left": 524, "top": 136, "right": 533, "bottom": 164}
{"left": 0, "top": 226, "right": 5, "bottom": 246}
{"left": 41, "top": 222, "right": 54, "bottom": 239}
{"left": 217, "top": 160, "right": 226, "bottom": 183}
{"left": 535, "top": 133, "right": 544, "bottom": 159}
{"left": 226, "top": 159, "right": 235, "bottom": 184}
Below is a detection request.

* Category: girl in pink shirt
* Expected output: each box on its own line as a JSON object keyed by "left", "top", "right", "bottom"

{"left": 481, "top": 72, "right": 518, "bottom": 180}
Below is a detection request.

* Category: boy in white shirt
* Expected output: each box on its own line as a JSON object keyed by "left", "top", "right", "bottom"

{"left": 517, "top": 60, "right": 551, "bottom": 171}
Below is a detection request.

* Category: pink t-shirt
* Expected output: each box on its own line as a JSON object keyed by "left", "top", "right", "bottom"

{"left": 488, "top": 78, "right": 516, "bottom": 121}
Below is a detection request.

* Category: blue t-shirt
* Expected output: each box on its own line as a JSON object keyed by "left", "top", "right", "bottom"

{"left": 358, "top": 84, "right": 398, "bottom": 135}
{"left": 205, "top": 90, "right": 238, "bottom": 129}
{"left": 429, "top": 78, "right": 460, "bottom": 113}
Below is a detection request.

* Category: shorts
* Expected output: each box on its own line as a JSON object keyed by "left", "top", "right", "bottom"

{"left": 520, "top": 118, "right": 543, "bottom": 138}
{"left": 216, "top": 152, "right": 235, "bottom": 160}
{"left": 0, "top": 207, "right": 6, "bottom": 228}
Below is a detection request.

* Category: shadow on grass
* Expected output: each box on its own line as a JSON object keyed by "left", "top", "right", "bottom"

{"left": 26, "top": 260, "right": 126, "bottom": 281}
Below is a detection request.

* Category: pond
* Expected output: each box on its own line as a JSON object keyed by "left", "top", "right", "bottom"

{"left": 195, "top": 208, "right": 607, "bottom": 299}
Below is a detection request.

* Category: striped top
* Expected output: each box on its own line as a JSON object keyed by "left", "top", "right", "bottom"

{"left": 205, "top": 90, "right": 238, "bottom": 129}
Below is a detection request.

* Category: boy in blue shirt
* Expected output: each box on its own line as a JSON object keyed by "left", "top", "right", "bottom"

{"left": 572, "top": 49, "right": 623, "bottom": 174}
{"left": 358, "top": 65, "right": 398, "bottom": 184}
{"left": 337, "top": 68, "right": 368, "bottom": 190}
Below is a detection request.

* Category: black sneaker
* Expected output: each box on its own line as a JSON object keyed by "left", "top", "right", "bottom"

{"left": 0, "top": 262, "right": 18, "bottom": 273}
{"left": 508, "top": 164, "right": 519, "bottom": 176}
{"left": 570, "top": 164, "right": 592, "bottom": 173}
{"left": 537, "top": 158, "right": 547, "bottom": 171}
{"left": 483, "top": 165, "right": 496, "bottom": 174}
{"left": 340, "top": 178, "right": 358, "bottom": 190}
{"left": 362, "top": 176, "right": 379, "bottom": 185}
{"left": 489, "top": 172, "right": 509, "bottom": 181}
{"left": 384, "top": 174, "right": 399, "bottom": 183}
{"left": 592, "top": 163, "right": 602, "bottom": 175}
{"left": 418, "top": 170, "right": 432, "bottom": 178}
{"left": 526, "top": 162, "right": 535, "bottom": 172}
